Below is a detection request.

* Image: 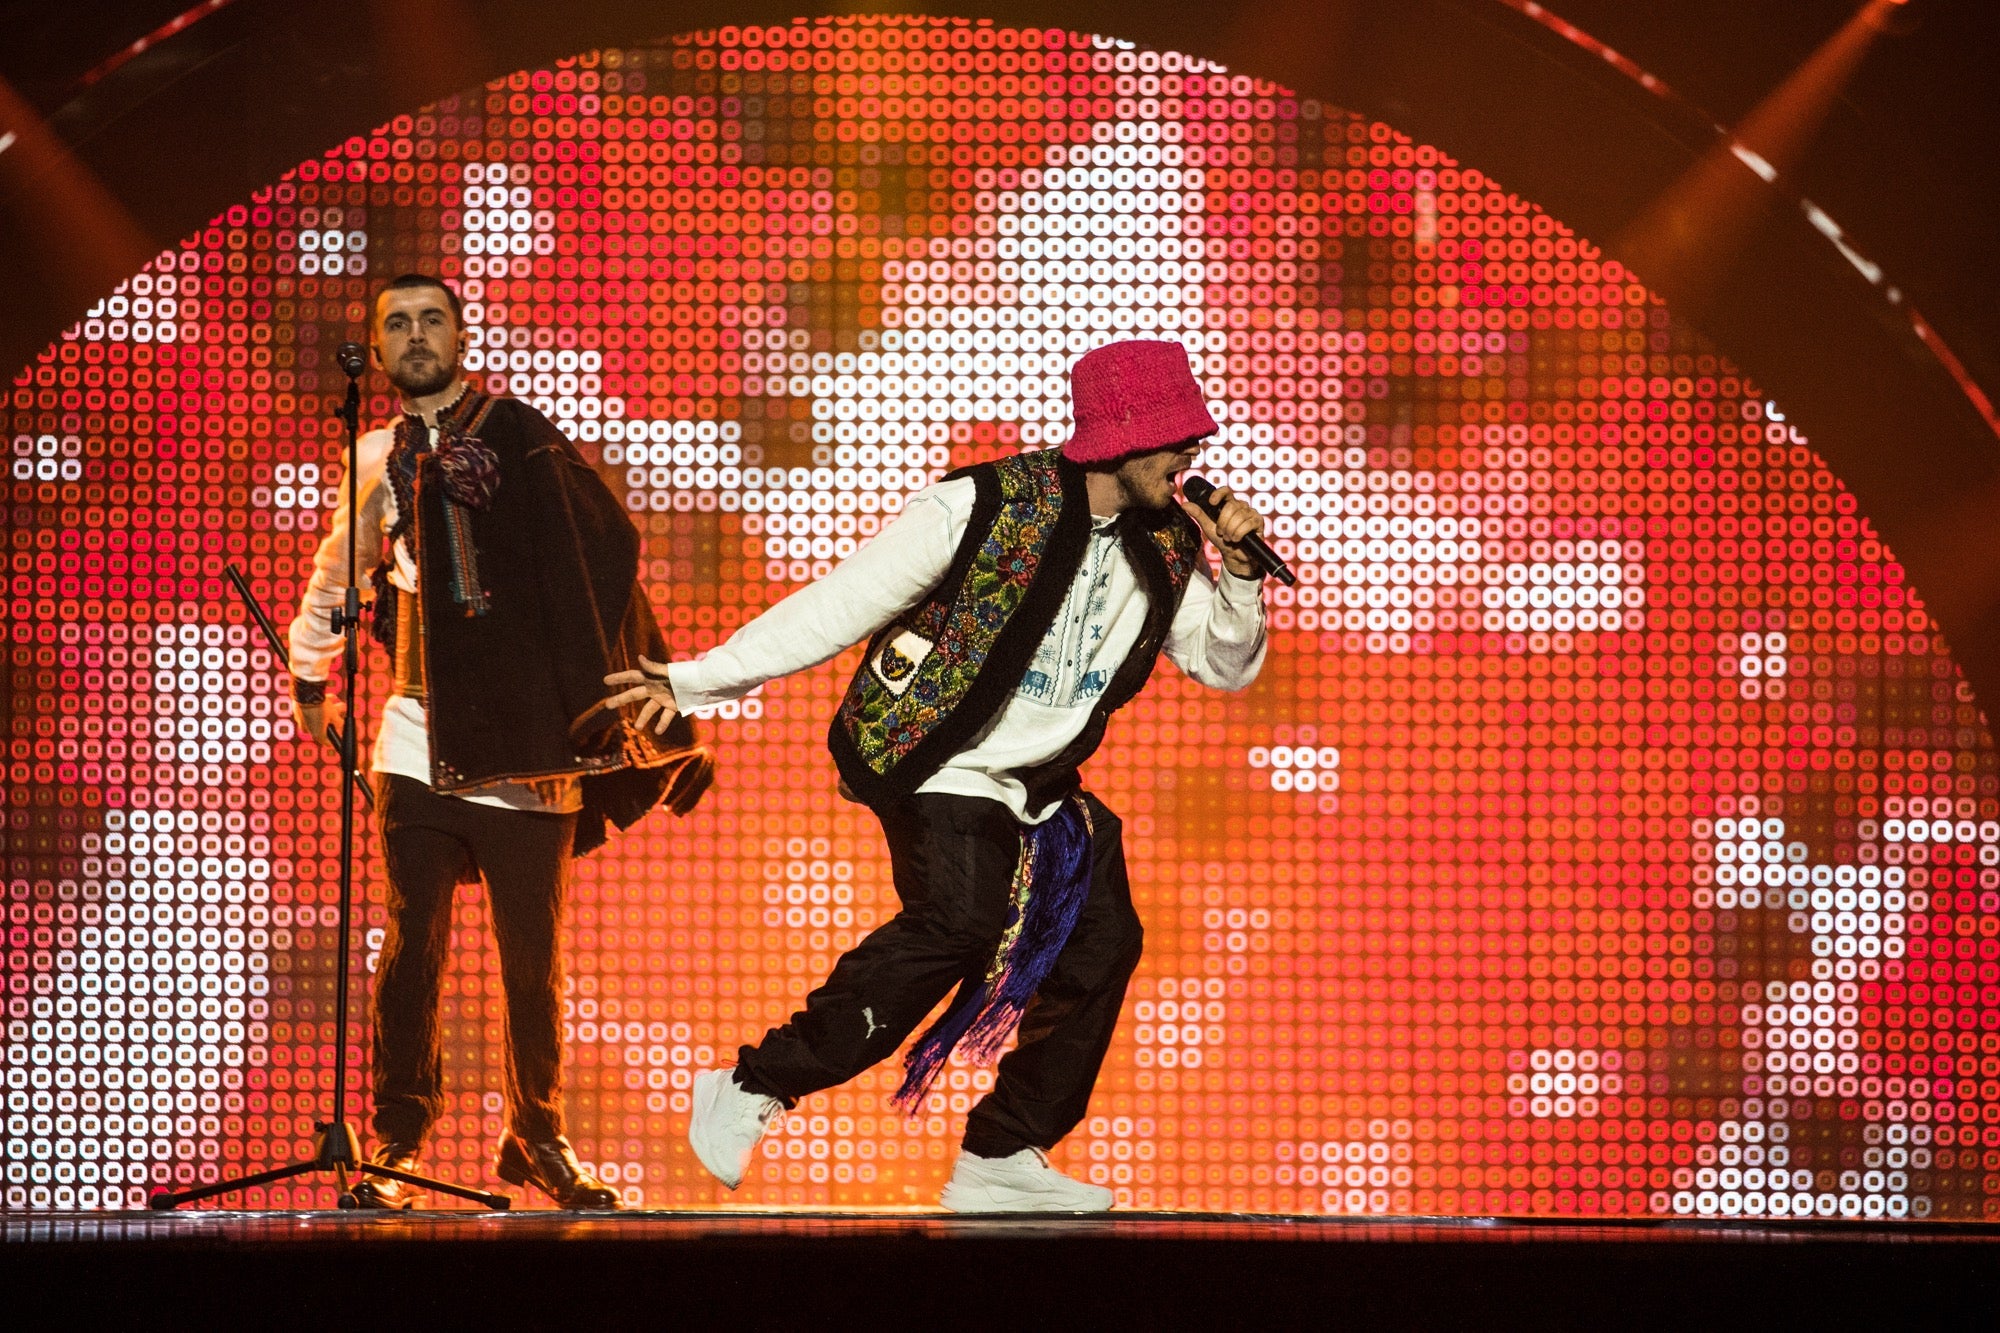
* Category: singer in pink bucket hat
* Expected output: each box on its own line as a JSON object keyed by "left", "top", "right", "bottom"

{"left": 605, "top": 337, "right": 1274, "bottom": 1213}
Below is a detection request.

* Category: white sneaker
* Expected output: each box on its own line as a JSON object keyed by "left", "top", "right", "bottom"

{"left": 688, "top": 1068, "right": 781, "bottom": 1189}
{"left": 939, "top": 1148, "right": 1114, "bottom": 1214}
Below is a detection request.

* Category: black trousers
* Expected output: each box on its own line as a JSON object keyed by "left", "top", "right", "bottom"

{"left": 369, "top": 774, "right": 578, "bottom": 1144}
{"left": 737, "top": 791, "right": 1143, "bottom": 1158}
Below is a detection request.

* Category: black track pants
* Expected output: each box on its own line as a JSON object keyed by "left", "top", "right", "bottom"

{"left": 735, "top": 791, "right": 1143, "bottom": 1157}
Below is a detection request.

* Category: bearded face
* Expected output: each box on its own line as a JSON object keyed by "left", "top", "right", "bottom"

{"left": 372, "top": 284, "right": 462, "bottom": 398}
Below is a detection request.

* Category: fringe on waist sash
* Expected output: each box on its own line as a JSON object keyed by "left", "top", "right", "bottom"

{"left": 891, "top": 794, "right": 1094, "bottom": 1112}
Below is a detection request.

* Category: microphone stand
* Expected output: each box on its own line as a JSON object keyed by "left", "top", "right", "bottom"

{"left": 149, "top": 354, "right": 509, "bottom": 1212}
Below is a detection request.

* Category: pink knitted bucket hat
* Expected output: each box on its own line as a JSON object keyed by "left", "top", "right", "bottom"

{"left": 1063, "top": 339, "right": 1219, "bottom": 465}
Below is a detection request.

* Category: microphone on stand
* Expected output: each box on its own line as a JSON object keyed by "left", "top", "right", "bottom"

{"left": 1181, "top": 474, "right": 1297, "bottom": 586}
{"left": 335, "top": 341, "right": 367, "bottom": 379}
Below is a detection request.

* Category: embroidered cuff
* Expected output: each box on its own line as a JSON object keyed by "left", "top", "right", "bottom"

{"left": 291, "top": 677, "right": 328, "bottom": 705}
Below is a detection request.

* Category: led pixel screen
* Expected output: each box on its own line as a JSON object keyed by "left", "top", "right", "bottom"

{"left": 6, "top": 15, "right": 2000, "bottom": 1220}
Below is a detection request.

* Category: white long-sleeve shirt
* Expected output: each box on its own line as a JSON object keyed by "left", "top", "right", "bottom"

{"left": 288, "top": 425, "right": 579, "bottom": 813}
{"left": 669, "top": 477, "right": 1267, "bottom": 822}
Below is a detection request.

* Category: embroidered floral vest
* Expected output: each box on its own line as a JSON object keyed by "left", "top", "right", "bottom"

{"left": 830, "top": 448, "right": 1203, "bottom": 809}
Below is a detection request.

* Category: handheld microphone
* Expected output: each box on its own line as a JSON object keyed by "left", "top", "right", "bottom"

{"left": 335, "top": 341, "right": 367, "bottom": 379}
{"left": 1181, "top": 475, "right": 1297, "bottom": 586}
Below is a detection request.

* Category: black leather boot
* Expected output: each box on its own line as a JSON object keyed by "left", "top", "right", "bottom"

{"left": 495, "top": 1133, "right": 621, "bottom": 1210}
{"left": 349, "top": 1140, "right": 427, "bottom": 1210}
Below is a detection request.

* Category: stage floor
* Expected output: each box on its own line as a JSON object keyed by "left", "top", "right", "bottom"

{"left": 7, "top": 1210, "right": 1997, "bottom": 1325}
{"left": 5, "top": 1208, "right": 2000, "bottom": 1246}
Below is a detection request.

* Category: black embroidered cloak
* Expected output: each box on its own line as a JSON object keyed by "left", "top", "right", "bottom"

{"left": 386, "top": 390, "right": 711, "bottom": 855}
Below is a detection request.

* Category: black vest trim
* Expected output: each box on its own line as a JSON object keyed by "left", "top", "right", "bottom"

{"left": 828, "top": 455, "right": 1094, "bottom": 807}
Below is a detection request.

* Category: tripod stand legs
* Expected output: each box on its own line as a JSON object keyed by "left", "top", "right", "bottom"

{"left": 352, "top": 1159, "right": 513, "bottom": 1211}
{"left": 147, "top": 1155, "right": 334, "bottom": 1211}
{"left": 148, "top": 1120, "right": 513, "bottom": 1211}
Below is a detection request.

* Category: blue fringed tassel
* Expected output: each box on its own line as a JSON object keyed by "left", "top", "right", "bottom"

{"left": 957, "top": 802, "right": 1091, "bottom": 1061}
{"left": 892, "top": 798, "right": 1094, "bottom": 1112}
{"left": 888, "top": 975, "right": 988, "bottom": 1113}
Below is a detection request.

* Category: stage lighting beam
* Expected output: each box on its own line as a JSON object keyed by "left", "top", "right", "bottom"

{"left": 1612, "top": 0, "right": 1909, "bottom": 322}
{"left": 0, "top": 76, "right": 156, "bottom": 335}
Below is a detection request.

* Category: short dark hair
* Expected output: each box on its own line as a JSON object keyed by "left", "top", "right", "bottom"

{"left": 374, "top": 272, "right": 463, "bottom": 326}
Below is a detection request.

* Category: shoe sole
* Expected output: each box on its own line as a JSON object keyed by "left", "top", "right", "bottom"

{"left": 348, "top": 1188, "right": 420, "bottom": 1210}
{"left": 688, "top": 1070, "right": 745, "bottom": 1190}
{"left": 940, "top": 1182, "right": 1113, "bottom": 1214}
{"left": 496, "top": 1149, "right": 623, "bottom": 1210}
{"left": 495, "top": 1176, "right": 621, "bottom": 1210}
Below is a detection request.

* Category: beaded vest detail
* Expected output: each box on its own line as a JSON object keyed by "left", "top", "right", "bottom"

{"left": 830, "top": 448, "right": 1202, "bottom": 808}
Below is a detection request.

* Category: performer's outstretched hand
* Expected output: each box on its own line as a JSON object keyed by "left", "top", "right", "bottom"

{"left": 601, "top": 655, "right": 681, "bottom": 734}
{"left": 1180, "top": 485, "right": 1267, "bottom": 580}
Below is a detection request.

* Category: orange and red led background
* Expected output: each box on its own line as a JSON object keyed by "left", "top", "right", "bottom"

{"left": 6, "top": 16, "right": 1999, "bottom": 1219}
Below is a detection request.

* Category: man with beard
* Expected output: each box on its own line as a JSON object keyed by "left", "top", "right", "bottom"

{"left": 289, "top": 273, "right": 711, "bottom": 1209}
{"left": 603, "top": 338, "right": 1269, "bottom": 1211}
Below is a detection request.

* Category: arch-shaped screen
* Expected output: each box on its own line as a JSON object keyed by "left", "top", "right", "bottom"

{"left": 6, "top": 15, "right": 1997, "bottom": 1221}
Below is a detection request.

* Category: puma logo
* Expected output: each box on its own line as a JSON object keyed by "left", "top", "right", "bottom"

{"left": 863, "top": 1007, "right": 884, "bottom": 1040}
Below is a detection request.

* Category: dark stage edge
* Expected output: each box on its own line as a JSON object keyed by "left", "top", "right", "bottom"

{"left": 5, "top": 1212, "right": 1999, "bottom": 1327}
{"left": 7, "top": 1207, "right": 2000, "bottom": 1243}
